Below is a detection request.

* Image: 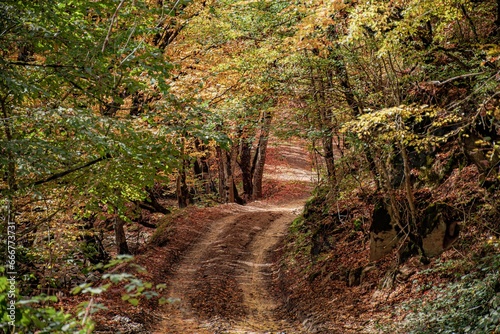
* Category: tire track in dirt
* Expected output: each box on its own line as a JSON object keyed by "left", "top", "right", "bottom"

{"left": 153, "top": 203, "right": 308, "bottom": 333}
{"left": 152, "top": 212, "right": 241, "bottom": 334}
{"left": 231, "top": 208, "right": 302, "bottom": 333}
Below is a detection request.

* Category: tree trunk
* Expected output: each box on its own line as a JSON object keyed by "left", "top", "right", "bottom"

{"left": 307, "top": 54, "right": 336, "bottom": 184}
{"left": 317, "top": 70, "right": 336, "bottom": 182}
{"left": 460, "top": 4, "right": 478, "bottom": 41}
{"left": 140, "top": 187, "right": 170, "bottom": 214}
{"left": 239, "top": 138, "right": 253, "bottom": 201}
{"left": 216, "top": 145, "right": 227, "bottom": 202}
{"left": 332, "top": 54, "right": 362, "bottom": 116}
{"left": 399, "top": 140, "right": 425, "bottom": 259}
{"left": 327, "top": 43, "right": 382, "bottom": 187}
{"left": 193, "top": 139, "right": 214, "bottom": 193}
{"left": 252, "top": 110, "right": 272, "bottom": 199}
{"left": 217, "top": 146, "right": 234, "bottom": 203}
{"left": 322, "top": 134, "right": 336, "bottom": 181}
{"left": 400, "top": 143, "right": 417, "bottom": 228}
{"left": 227, "top": 143, "right": 239, "bottom": 203}
{"left": 227, "top": 150, "right": 235, "bottom": 203}
{"left": 176, "top": 137, "right": 191, "bottom": 208}
{"left": 114, "top": 216, "right": 130, "bottom": 255}
{"left": 176, "top": 171, "right": 189, "bottom": 208}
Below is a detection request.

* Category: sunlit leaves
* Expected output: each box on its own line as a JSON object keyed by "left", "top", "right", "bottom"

{"left": 342, "top": 105, "right": 462, "bottom": 152}
{"left": 344, "top": 0, "right": 466, "bottom": 54}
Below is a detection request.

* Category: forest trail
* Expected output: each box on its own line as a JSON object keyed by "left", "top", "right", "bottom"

{"left": 153, "top": 143, "right": 314, "bottom": 334}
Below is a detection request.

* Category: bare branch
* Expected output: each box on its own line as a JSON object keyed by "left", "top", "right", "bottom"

{"left": 428, "top": 71, "right": 486, "bottom": 86}
{"left": 102, "top": 0, "right": 126, "bottom": 53}
{"left": 6, "top": 61, "right": 82, "bottom": 69}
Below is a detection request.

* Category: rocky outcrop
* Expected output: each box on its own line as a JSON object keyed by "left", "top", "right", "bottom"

{"left": 370, "top": 200, "right": 460, "bottom": 261}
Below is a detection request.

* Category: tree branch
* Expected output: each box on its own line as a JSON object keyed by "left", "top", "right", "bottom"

{"left": 102, "top": 0, "right": 126, "bottom": 52}
{"left": 32, "top": 153, "right": 112, "bottom": 187}
{"left": 136, "top": 219, "right": 157, "bottom": 228}
{"left": 6, "top": 61, "right": 83, "bottom": 69}
{"left": 208, "top": 80, "right": 243, "bottom": 107}
{"left": 427, "top": 71, "right": 486, "bottom": 86}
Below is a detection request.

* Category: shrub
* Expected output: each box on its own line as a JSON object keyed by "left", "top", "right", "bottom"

{"left": 398, "top": 252, "right": 500, "bottom": 333}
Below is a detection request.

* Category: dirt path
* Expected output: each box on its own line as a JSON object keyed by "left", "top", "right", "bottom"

{"left": 153, "top": 204, "right": 306, "bottom": 333}
{"left": 153, "top": 143, "right": 314, "bottom": 334}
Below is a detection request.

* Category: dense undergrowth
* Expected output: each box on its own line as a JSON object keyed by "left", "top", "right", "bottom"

{"left": 398, "top": 249, "right": 500, "bottom": 333}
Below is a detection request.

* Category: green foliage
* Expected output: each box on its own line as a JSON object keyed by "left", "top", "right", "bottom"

{"left": 286, "top": 188, "right": 330, "bottom": 260}
{"left": 0, "top": 0, "right": 179, "bottom": 196}
{"left": 352, "top": 218, "right": 362, "bottom": 231}
{"left": 73, "top": 254, "right": 166, "bottom": 309}
{"left": 0, "top": 0, "right": 191, "bottom": 295}
{"left": 286, "top": 215, "right": 312, "bottom": 269}
{"left": 398, "top": 250, "right": 500, "bottom": 333}
{"left": 345, "top": 0, "right": 466, "bottom": 53}
{"left": 0, "top": 255, "right": 166, "bottom": 333}
{"left": 0, "top": 267, "right": 91, "bottom": 334}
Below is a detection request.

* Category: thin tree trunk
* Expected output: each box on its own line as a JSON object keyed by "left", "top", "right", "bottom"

{"left": 396, "top": 116, "right": 417, "bottom": 233}
{"left": 216, "top": 145, "right": 227, "bottom": 202}
{"left": 252, "top": 110, "right": 272, "bottom": 199}
{"left": 400, "top": 144, "right": 417, "bottom": 228}
{"left": 114, "top": 216, "right": 130, "bottom": 255}
{"left": 306, "top": 52, "right": 337, "bottom": 184}
{"left": 176, "top": 138, "right": 190, "bottom": 208}
{"left": 399, "top": 140, "right": 425, "bottom": 258}
{"left": 331, "top": 52, "right": 362, "bottom": 116}
{"left": 176, "top": 171, "right": 189, "bottom": 208}
{"left": 460, "top": 4, "right": 478, "bottom": 41}
{"left": 312, "top": 140, "right": 322, "bottom": 183}
{"left": 239, "top": 138, "right": 253, "bottom": 200}
{"left": 322, "top": 134, "right": 336, "bottom": 181}
{"left": 328, "top": 45, "right": 382, "bottom": 187}
{"left": 318, "top": 66, "right": 336, "bottom": 182}
{"left": 193, "top": 139, "right": 212, "bottom": 193}
{"left": 218, "top": 147, "right": 233, "bottom": 203}
{"left": 227, "top": 150, "right": 235, "bottom": 203}
{"left": 141, "top": 187, "right": 169, "bottom": 214}
{"left": 226, "top": 143, "right": 239, "bottom": 203}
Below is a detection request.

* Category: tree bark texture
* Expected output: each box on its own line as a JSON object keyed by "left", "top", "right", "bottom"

{"left": 216, "top": 145, "right": 227, "bottom": 202}
{"left": 176, "top": 171, "right": 190, "bottom": 208}
{"left": 252, "top": 110, "right": 272, "bottom": 199}
{"left": 239, "top": 138, "right": 254, "bottom": 200}
{"left": 114, "top": 216, "right": 130, "bottom": 255}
